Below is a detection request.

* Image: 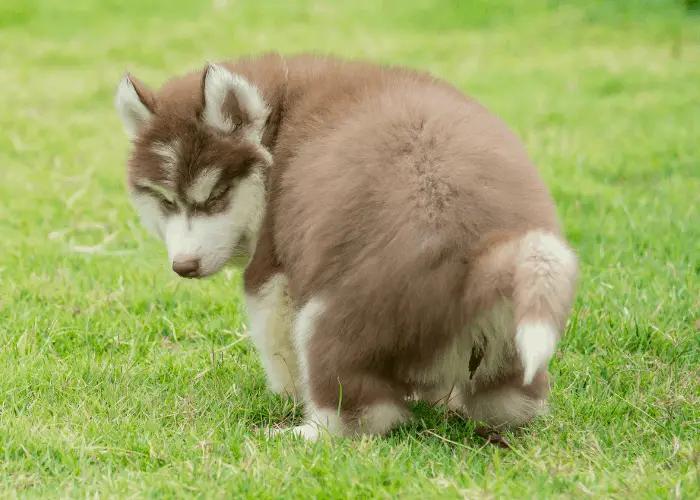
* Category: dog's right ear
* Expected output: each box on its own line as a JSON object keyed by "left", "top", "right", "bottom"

{"left": 115, "top": 73, "right": 155, "bottom": 138}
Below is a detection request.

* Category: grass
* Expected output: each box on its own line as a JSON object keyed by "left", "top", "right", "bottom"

{"left": 1, "top": 0, "right": 698, "bottom": 497}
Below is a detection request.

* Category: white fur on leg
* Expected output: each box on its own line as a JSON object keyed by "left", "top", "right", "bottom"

{"left": 270, "top": 403, "right": 407, "bottom": 441}
{"left": 463, "top": 386, "right": 548, "bottom": 428}
{"left": 294, "top": 406, "right": 341, "bottom": 441}
{"left": 291, "top": 297, "right": 326, "bottom": 401}
{"left": 356, "top": 402, "right": 408, "bottom": 436}
{"left": 245, "top": 275, "right": 299, "bottom": 398}
{"left": 272, "top": 298, "right": 408, "bottom": 441}
{"left": 269, "top": 298, "right": 336, "bottom": 440}
{"left": 268, "top": 405, "right": 341, "bottom": 441}
{"left": 516, "top": 322, "right": 557, "bottom": 385}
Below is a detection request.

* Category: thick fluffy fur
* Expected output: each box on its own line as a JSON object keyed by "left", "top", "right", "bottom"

{"left": 115, "top": 52, "right": 579, "bottom": 439}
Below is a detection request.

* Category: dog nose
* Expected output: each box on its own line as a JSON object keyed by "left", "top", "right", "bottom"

{"left": 172, "top": 257, "right": 200, "bottom": 278}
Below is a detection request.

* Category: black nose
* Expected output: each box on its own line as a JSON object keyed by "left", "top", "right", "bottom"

{"left": 172, "top": 258, "right": 200, "bottom": 278}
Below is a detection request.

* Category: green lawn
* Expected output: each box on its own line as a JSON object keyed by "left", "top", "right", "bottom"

{"left": 1, "top": 0, "right": 698, "bottom": 498}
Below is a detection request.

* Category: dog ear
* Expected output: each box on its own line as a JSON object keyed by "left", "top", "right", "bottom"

{"left": 201, "top": 63, "right": 269, "bottom": 142}
{"left": 115, "top": 73, "right": 155, "bottom": 138}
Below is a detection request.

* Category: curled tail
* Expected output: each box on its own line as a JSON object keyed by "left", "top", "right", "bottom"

{"left": 513, "top": 231, "right": 579, "bottom": 384}
{"left": 469, "top": 230, "right": 579, "bottom": 385}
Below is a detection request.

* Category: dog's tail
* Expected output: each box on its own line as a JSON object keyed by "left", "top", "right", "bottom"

{"left": 469, "top": 230, "right": 579, "bottom": 384}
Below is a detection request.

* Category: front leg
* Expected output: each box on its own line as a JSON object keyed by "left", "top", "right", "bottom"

{"left": 244, "top": 274, "right": 299, "bottom": 399}
{"left": 243, "top": 215, "right": 300, "bottom": 400}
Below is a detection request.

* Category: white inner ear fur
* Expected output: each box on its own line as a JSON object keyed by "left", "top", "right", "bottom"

{"left": 202, "top": 63, "right": 269, "bottom": 142}
{"left": 115, "top": 75, "right": 152, "bottom": 138}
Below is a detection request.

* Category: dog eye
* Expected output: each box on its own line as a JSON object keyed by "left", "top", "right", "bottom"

{"left": 209, "top": 187, "right": 229, "bottom": 203}
{"left": 161, "top": 197, "right": 176, "bottom": 209}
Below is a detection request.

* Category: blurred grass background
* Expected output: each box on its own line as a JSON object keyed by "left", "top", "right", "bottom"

{"left": 0, "top": 1, "right": 698, "bottom": 498}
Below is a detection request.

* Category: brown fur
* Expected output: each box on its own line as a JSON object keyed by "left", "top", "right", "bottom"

{"left": 118, "top": 52, "right": 579, "bottom": 436}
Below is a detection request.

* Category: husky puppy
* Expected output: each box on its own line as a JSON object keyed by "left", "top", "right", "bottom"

{"left": 114, "top": 52, "right": 578, "bottom": 440}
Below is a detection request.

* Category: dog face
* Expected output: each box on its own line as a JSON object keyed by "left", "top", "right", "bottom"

{"left": 114, "top": 64, "right": 272, "bottom": 278}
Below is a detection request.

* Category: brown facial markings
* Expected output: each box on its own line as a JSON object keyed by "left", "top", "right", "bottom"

{"left": 131, "top": 184, "right": 180, "bottom": 215}
{"left": 187, "top": 185, "right": 233, "bottom": 217}
{"left": 127, "top": 142, "right": 172, "bottom": 190}
{"left": 127, "top": 112, "right": 265, "bottom": 211}
{"left": 176, "top": 135, "right": 260, "bottom": 194}
{"left": 159, "top": 199, "right": 180, "bottom": 215}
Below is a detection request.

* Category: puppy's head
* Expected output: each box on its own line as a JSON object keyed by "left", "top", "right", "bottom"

{"left": 114, "top": 63, "right": 272, "bottom": 278}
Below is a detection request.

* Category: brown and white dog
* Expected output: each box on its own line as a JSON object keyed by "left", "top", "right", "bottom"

{"left": 114, "top": 52, "right": 579, "bottom": 440}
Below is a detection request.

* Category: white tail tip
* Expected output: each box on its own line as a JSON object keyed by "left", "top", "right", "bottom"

{"left": 516, "top": 322, "right": 558, "bottom": 385}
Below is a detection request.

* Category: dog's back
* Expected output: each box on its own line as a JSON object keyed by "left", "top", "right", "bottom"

{"left": 263, "top": 55, "right": 578, "bottom": 434}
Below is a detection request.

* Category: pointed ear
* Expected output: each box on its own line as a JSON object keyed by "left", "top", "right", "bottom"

{"left": 201, "top": 63, "right": 269, "bottom": 141}
{"left": 114, "top": 73, "right": 154, "bottom": 138}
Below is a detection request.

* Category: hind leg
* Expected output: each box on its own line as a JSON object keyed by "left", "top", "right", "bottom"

{"left": 457, "top": 369, "right": 551, "bottom": 429}
{"left": 276, "top": 297, "right": 410, "bottom": 440}
{"left": 449, "top": 229, "right": 577, "bottom": 428}
{"left": 410, "top": 376, "right": 549, "bottom": 429}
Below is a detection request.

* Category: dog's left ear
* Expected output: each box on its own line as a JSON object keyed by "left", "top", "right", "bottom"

{"left": 201, "top": 63, "right": 269, "bottom": 142}
{"left": 114, "top": 73, "right": 155, "bottom": 138}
